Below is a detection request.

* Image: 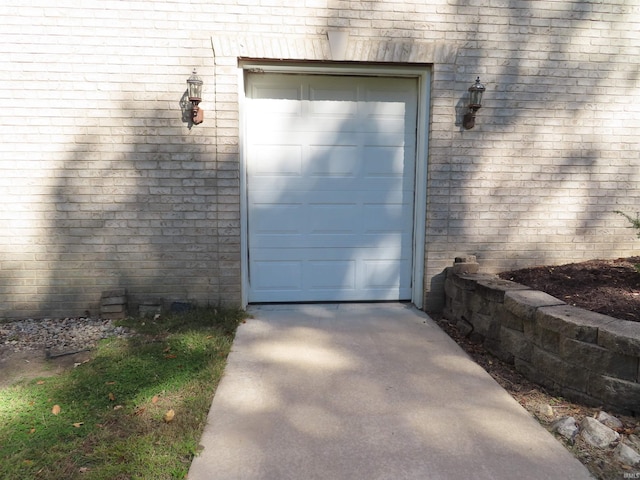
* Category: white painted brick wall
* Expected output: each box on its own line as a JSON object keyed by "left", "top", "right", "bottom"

{"left": 0, "top": 0, "right": 639, "bottom": 316}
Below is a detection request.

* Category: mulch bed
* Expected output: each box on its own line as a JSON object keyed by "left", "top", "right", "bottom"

{"left": 498, "top": 256, "right": 640, "bottom": 323}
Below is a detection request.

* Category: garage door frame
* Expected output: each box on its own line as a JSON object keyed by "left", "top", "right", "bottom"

{"left": 238, "top": 61, "right": 431, "bottom": 308}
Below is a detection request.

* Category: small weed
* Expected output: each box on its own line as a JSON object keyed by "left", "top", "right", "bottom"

{"left": 0, "top": 305, "right": 247, "bottom": 480}
{"left": 615, "top": 210, "right": 640, "bottom": 238}
{"left": 615, "top": 211, "right": 640, "bottom": 272}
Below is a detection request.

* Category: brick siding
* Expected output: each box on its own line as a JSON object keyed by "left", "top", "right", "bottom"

{"left": 0, "top": 0, "right": 639, "bottom": 316}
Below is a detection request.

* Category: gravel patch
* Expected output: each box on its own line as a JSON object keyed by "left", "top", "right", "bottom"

{"left": 0, "top": 317, "right": 132, "bottom": 357}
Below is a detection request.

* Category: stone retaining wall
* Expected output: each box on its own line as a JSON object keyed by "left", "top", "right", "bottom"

{"left": 443, "top": 257, "right": 640, "bottom": 415}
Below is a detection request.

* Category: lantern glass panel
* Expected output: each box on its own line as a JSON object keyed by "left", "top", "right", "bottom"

{"left": 468, "top": 77, "right": 485, "bottom": 108}
{"left": 187, "top": 69, "right": 203, "bottom": 102}
{"left": 189, "top": 82, "right": 202, "bottom": 101}
{"left": 469, "top": 88, "right": 483, "bottom": 107}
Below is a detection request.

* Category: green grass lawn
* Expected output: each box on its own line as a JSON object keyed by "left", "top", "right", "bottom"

{"left": 0, "top": 306, "right": 247, "bottom": 480}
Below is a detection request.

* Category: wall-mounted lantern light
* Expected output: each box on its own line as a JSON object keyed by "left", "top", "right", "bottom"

{"left": 462, "top": 77, "right": 485, "bottom": 130}
{"left": 187, "top": 68, "right": 204, "bottom": 125}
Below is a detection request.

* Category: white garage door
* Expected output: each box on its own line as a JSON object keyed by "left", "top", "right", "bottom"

{"left": 246, "top": 73, "right": 418, "bottom": 303}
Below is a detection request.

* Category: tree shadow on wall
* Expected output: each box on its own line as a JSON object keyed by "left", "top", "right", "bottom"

{"left": 41, "top": 103, "right": 220, "bottom": 317}
{"left": 445, "top": 0, "right": 640, "bottom": 270}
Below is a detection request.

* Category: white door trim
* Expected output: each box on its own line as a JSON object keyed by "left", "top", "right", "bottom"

{"left": 238, "top": 62, "right": 430, "bottom": 309}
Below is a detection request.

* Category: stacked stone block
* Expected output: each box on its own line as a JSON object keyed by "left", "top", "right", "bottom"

{"left": 444, "top": 260, "right": 640, "bottom": 415}
{"left": 100, "top": 289, "right": 127, "bottom": 320}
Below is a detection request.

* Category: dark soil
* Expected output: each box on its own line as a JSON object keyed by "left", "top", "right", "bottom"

{"left": 498, "top": 256, "right": 640, "bottom": 323}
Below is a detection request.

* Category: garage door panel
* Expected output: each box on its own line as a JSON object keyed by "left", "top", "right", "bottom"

{"left": 360, "top": 189, "right": 412, "bottom": 203}
{"left": 252, "top": 261, "right": 302, "bottom": 291}
{"left": 363, "top": 190, "right": 411, "bottom": 202}
{"left": 247, "top": 73, "right": 417, "bottom": 302}
{"left": 251, "top": 181, "right": 408, "bottom": 200}
{"left": 363, "top": 146, "right": 407, "bottom": 177}
{"left": 252, "top": 245, "right": 409, "bottom": 257}
{"left": 250, "top": 195, "right": 413, "bottom": 237}
{"left": 360, "top": 119, "right": 407, "bottom": 136}
{"left": 251, "top": 79, "right": 302, "bottom": 98}
{"left": 253, "top": 233, "right": 402, "bottom": 249}
{"left": 252, "top": 198, "right": 411, "bottom": 226}
{"left": 308, "top": 145, "right": 359, "bottom": 176}
{"left": 363, "top": 101, "right": 409, "bottom": 117}
{"left": 308, "top": 98, "right": 358, "bottom": 117}
{"left": 250, "top": 122, "right": 360, "bottom": 137}
{"left": 362, "top": 260, "right": 408, "bottom": 289}
{"left": 250, "top": 145, "right": 303, "bottom": 176}
{"left": 252, "top": 230, "right": 407, "bottom": 250}
{"left": 251, "top": 189, "right": 360, "bottom": 203}
{"left": 362, "top": 132, "right": 409, "bottom": 147}
{"left": 309, "top": 83, "right": 358, "bottom": 100}
{"left": 252, "top": 204, "right": 303, "bottom": 234}
{"left": 249, "top": 262, "right": 411, "bottom": 302}
{"left": 364, "top": 87, "right": 414, "bottom": 103}
{"left": 307, "top": 261, "right": 356, "bottom": 290}
{"left": 363, "top": 206, "right": 411, "bottom": 233}
{"left": 296, "top": 178, "right": 407, "bottom": 193}
{"left": 250, "top": 97, "right": 303, "bottom": 118}
{"left": 307, "top": 204, "right": 359, "bottom": 234}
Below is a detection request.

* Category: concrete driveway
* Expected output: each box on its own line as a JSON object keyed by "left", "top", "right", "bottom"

{"left": 189, "top": 303, "right": 593, "bottom": 480}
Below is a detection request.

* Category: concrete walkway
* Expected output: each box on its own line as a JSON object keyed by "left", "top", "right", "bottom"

{"left": 188, "top": 303, "right": 593, "bottom": 480}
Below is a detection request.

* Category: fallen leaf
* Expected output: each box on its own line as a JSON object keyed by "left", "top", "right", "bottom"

{"left": 108, "top": 392, "right": 116, "bottom": 401}
{"left": 113, "top": 405, "right": 124, "bottom": 410}
{"left": 151, "top": 395, "right": 159, "bottom": 404}
{"left": 51, "top": 405, "right": 61, "bottom": 415}
{"left": 36, "top": 380, "right": 45, "bottom": 385}
{"left": 106, "top": 381, "right": 116, "bottom": 385}
{"left": 72, "top": 422, "right": 84, "bottom": 428}
{"left": 79, "top": 467, "right": 90, "bottom": 474}
{"left": 29, "top": 428, "right": 36, "bottom": 434}
{"left": 163, "top": 409, "right": 175, "bottom": 423}
{"left": 133, "top": 407, "right": 146, "bottom": 416}
{"left": 164, "top": 354, "right": 177, "bottom": 359}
